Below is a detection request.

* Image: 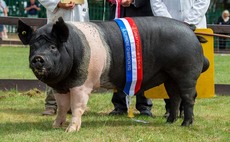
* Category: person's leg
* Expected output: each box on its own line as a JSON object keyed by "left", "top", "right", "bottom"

{"left": 0, "top": 24, "right": 3, "bottom": 40}
{"left": 3, "top": 26, "right": 8, "bottom": 39}
{"left": 109, "top": 90, "right": 127, "bottom": 115}
{"left": 136, "top": 91, "right": 153, "bottom": 117}
{"left": 42, "top": 87, "right": 57, "bottom": 115}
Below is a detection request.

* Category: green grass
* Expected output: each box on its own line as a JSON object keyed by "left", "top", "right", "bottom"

{"left": 0, "top": 46, "right": 230, "bottom": 84}
{"left": 0, "top": 91, "right": 229, "bottom": 142}
{"left": 214, "top": 54, "right": 230, "bottom": 84}
{"left": 0, "top": 46, "right": 35, "bottom": 79}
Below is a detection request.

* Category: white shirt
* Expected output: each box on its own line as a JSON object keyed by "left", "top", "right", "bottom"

{"left": 0, "top": 0, "right": 7, "bottom": 17}
{"left": 150, "top": 0, "right": 210, "bottom": 28}
{"left": 39, "top": 0, "right": 89, "bottom": 23}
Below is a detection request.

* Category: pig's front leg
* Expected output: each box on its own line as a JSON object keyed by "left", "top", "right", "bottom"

{"left": 65, "top": 86, "right": 91, "bottom": 132}
{"left": 53, "top": 92, "right": 70, "bottom": 128}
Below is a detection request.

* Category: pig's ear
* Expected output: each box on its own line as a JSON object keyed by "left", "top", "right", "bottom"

{"left": 51, "top": 17, "right": 69, "bottom": 42}
{"left": 17, "top": 19, "right": 33, "bottom": 45}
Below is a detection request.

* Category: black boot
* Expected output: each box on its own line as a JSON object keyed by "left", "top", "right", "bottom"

{"left": 136, "top": 91, "right": 153, "bottom": 117}
{"left": 109, "top": 91, "right": 128, "bottom": 115}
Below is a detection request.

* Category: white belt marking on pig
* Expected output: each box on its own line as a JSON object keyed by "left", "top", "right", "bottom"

{"left": 70, "top": 22, "right": 112, "bottom": 89}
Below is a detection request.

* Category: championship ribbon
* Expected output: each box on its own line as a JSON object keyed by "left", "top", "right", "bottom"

{"left": 114, "top": 18, "right": 143, "bottom": 118}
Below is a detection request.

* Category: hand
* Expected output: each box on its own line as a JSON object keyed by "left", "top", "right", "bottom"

{"left": 31, "top": 5, "right": 37, "bottom": 9}
{"left": 58, "top": 1, "right": 75, "bottom": 10}
{"left": 121, "top": 0, "right": 133, "bottom": 7}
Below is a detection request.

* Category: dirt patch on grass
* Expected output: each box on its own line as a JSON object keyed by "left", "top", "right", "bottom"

{"left": 20, "top": 88, "right": 44, "bottom": 97}
{"left": 0, "top": 96, "right": 6, "bottom": 100}
{"left": 0, "top": 88, "right": 44, "bottom": 99}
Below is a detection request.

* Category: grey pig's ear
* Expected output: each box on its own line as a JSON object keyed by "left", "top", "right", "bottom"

{"left": 51, "top": 17, "right": 69, "bottom": 43}
{"left": 17, "top": 19, "right": 34, "bottom": 45}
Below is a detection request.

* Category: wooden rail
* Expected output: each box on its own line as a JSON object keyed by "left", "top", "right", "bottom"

{"left": 1, "top": 17, "right": 230, "bottom": 33}
{"left": 208, "top": 24, "right": 230, "bottom": 34}
{"left": 1, "top": 17, "right": 230, "bottom": 39}
{"left": 0, "top": 16, "right": 47, "bottom": 26}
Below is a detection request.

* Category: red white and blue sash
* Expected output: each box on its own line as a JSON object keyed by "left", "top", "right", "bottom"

{"left": 114, "top": 18, "right": 143, "bottom": 96}
{"left": 115, "top": 0, "right": 121, "bottom": 18}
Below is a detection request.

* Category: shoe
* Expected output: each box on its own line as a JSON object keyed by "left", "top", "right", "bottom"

{"left": 140, "top": 109, "right": 153, "bottom": 117}
{"left": 109, "top": 108, "right": 127, "bottom": 115}
{"left": 42, "top": 107, "right": 56, "bottom": 116}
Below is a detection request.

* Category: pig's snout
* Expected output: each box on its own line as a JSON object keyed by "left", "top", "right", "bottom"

{"left": 31, "top": 55, "right": 45, "bottom": 69}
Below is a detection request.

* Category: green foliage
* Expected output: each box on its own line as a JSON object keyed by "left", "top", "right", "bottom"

{"left": 0, "top": 92, "right": 229, "bottom": 142}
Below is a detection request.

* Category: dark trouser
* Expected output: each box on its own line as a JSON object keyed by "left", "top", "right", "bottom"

{"left": 45, "top": 87, "right": 57, "bottom": 110}
{"left": 164, "top": 99, "right": 183, "bottom": 114}
{"left": 112, "top": 90, "right": 153, "bottom": 112}
{"left": 0, "top": 24, "right": 3, "bottom": 39}
{"left": 0, "top": 24, "right": 3, "bottom": 32}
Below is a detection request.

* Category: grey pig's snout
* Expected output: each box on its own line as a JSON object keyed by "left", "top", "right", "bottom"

{"left": 31, "top": 55, "right": 45, "bottom": 69}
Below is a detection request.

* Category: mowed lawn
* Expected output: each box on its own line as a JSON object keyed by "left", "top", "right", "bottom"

{"left": 0, "top": 46, "right": 35, "bottom": 79}
{"left": 0, "top": 92, "right": 229, "bottom": 142}
{"left": 0, "top": 46, "right": 230, "bottom": 141}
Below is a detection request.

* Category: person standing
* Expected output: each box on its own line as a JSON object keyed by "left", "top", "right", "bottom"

{"left": 150, "top": 0, "right": 210, "bottom": 117}
{"left": 216, "top": 10, "right": 230, "bottom": 49}
{"left": 39, "top": 0, "right": 89, "bottom": 115}
{"left": 39, "top": 0, "right": 89, "bottom": 23}
{"left": 0, "top": 0, "right": 7, "bottom": 40}
{"left": 150, "top": 0, "right": 210, "bottom": 28}
{"left": 25, "top": 0, "right": 41, "bottom": 18}
{"left": 107, "top": 0, "right": 154, "bottom": 117}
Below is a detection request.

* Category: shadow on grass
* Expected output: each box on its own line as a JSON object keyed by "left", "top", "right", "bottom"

{"left": 0, "top": 111, "right": 172, "bottom": 134}
{"left": 0, "top": 117, "right": 170, "bottom": 135}
{"left": 0, "top": 108, "right": 43, "bottom": 115}
{"left": 0, "top": 120, "right": 55, "bottom": 135}
{"left": 82, "top": 111, "right": 169, "bottom": 128}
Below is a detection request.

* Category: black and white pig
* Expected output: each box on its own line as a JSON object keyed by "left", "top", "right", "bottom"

{"left": 18, "top": 17, "right": 209, "bottom": 132}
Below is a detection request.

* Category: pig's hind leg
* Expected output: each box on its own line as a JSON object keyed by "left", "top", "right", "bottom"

{"left": 164, "top": 79, "right": 181, "bottom": 123}
{"left": 176, "top": 74, "right": 198, "bottom": 126}
{"left": 166, "top": 66, "right": 199, "bottom": 126}
{"left": 53, "top": 92, "right": 70, "bottom": 128}
{"left": 180, "top": 86, "right": 197, "bottom": 126}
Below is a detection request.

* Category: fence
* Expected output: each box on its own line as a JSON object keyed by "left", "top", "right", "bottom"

{"left": 208, "top": 25, "right": 230, "bottom": 50}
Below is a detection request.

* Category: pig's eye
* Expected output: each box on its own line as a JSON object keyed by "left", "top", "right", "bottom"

{"left": 50, "top": 45, "right": 57, "bottom": 51}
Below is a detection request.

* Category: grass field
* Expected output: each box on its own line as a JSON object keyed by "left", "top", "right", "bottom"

{"left": 0, "top": 46, "right": 230, "bottom": 84}
{"left": 214, "top": 54, "right": 230, "bottom": 84}
{"left": 0, "top": 46, "right": 35, "bottom": 79}
{"left": 0, "top": 91, "right": 229, "bottom": 142}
